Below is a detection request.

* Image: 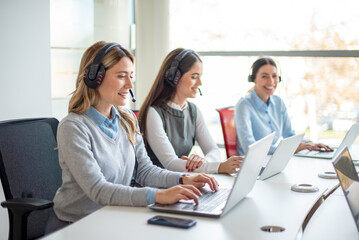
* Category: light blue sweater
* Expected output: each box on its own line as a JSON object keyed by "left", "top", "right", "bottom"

{"left": 235, "top": 90, "right": 295, "bottom": 155}
{"left": 53, "top": 108, "right": 180, "bottom": 222}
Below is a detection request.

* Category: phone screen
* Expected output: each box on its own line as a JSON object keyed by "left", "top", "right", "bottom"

{"left": 147, "top": 215, "right": 197, "bottom": 229}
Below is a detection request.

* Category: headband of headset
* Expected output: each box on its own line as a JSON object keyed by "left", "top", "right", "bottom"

{"left": 248, "top": 57, "right": 282, "bottom": 82}
{"left": 83, "top": 42, "right": 122, "bottom": 89}
{"left": 165, "top": 49, "right": 193, "bottom": 87}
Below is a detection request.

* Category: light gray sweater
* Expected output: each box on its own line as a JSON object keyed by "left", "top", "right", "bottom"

{"left": 53, "top": 109, "right": 180, "bottom": 222}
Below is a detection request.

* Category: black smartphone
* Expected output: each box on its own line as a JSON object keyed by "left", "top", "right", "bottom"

{"left": 147, "top": 215, "right": 197, "bottom": 229}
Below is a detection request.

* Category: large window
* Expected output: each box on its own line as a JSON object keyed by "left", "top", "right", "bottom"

{"left": 169, "top": 0, "right": 359, "bottom": 51}
{"left": 169, "top": 0, "right": 359, "bottom": 146}
{"left": 50, "top": 0, "right": 134, "bottom": 121}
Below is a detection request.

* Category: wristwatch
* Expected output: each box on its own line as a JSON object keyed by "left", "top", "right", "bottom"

{"left": 179, "top": 174, "right": 189, "bottom": 184}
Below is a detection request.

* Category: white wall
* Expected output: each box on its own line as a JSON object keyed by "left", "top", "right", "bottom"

{"left": 135, "top": 0, "right": 170, "bottom": 107}
{"left": 0, "top": 0, "right": 51, "bottom": 239}
{"left": 0, "top": 0, "right": 52, "bottom": 121}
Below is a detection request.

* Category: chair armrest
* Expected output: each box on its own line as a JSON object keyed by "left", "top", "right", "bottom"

{"left": 1, "top": 198, "right": 54, "bottom": 240}
{"left": 1, "top": 198, "right": 53, "bottom": 212}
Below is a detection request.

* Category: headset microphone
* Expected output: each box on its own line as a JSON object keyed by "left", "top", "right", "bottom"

{"left": 129, "top": 89, "right": 136, "bottom": 102}
{"left": 198, "top": 88, "right": 202, "bottom": 96}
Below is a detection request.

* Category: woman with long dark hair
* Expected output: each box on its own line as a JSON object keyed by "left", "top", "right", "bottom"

{"left": 138, "top": 48, "right": 242, "bottom": 174}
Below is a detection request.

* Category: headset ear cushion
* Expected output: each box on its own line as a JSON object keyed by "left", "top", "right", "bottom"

{"left": 248, "top": 75, "right": 253, "bottom": 82}
{"left": 83, "top": 64, "right": 106, "bottom": 89}
{"left": 165, "top": 68, "right": 181, "bottom": 87}
{"left": 164, "top": 69, "right": 173, "bottom": 86}
{"left": 83, "top": 66, "right": 96, "bottom": 88}
{"left": 172, "top": 70, "right": 182, "bottom": 86}
{"left": 96, "top": 64, "right": 106, "bottom": 86}
{"left": 83, "top": 67, "right": 89, "bottom": 82}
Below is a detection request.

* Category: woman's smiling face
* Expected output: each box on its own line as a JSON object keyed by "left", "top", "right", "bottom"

{"left": 253, "top": 64, "right": 280, "bottom": 103}
{"left": 96, "top": 57, "right": 134, "bottom": 111}
{"left": 175, "top": 61, "right": 203, "bottom": 100}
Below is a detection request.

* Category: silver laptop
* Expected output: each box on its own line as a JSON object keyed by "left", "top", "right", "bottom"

{"left": 332, "top": 147, "right": 359, "bottom": 231}
{"left": 295, "top": 123, "right": 359, "bottom": 159}
{"left": 258, "top": 133, "right": 304, "bottom": 180}
{"left": 148, "top": 132, "right": 276, "bottom": 218}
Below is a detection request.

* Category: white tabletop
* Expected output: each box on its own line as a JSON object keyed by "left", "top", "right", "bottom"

{"left": 42, "top": 155, "right": 359, "bottom": 240}
{"left": 302, "top": 190, "right": 359, "bottom": 240}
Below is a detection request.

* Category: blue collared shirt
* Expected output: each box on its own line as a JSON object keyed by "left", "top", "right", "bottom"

{"left": 235, "top": 90, "right": 295, "bottom": 155}
{"left": 86, "top": 106, "right": 158, "bottom": 204}
{"left": 86, "top": 106, "right": 120, "bottom": 140}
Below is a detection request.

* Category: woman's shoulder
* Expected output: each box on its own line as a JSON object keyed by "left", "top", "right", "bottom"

{"left": 187, "top": 101, "right": 197, "bottom": 108}
{"left": 270, "top": 95, "right": 286, "bottom": 107}
{"left": 60, "top": 112, "right": 90, "bottom": 125}
{"left": 59, "top": 112, "right": 85, "bottom": 125}
{"left": 186, "top": 101, "right": 198, "bottom": 112}
{"left": 186, "top": 101, "right": 198, "bottom": 118}
{"left": 236, "top": 95, "right": 252, "bottom": 109}
{"left": 271, "top": 94, "right": 284, "bottom": 102}
{"left": 58, "top": 112, "right": 92, "bottom": 136}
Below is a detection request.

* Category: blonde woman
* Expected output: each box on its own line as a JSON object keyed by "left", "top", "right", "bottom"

{"left": 47, "top": 42, "right": 218, "bottom": 233}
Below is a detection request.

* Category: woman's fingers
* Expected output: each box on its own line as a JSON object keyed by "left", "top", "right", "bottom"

{"left": 187, "top": 155, "right": 198, "bottom": 171}
{"left": 182, "top": 155, "right": 205, "bottom": 172}
{"left": 156, "top": 185, "right": 202, "bottom": 205}
{"left": 181, "top": 156, "right": 191, "bottom": 169}
{"left": 178, "top": 185, "right": 202, "bottom": 204}
{"left": 193, "top": 173, "right": 219, "bottom": 191}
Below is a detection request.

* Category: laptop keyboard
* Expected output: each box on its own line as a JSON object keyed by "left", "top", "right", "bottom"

{"left": 182, "top": 188, "right": 231, "bottom": 212}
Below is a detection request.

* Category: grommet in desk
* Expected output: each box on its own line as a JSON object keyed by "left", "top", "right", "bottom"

{"left": 291, "top": 184, "right": 319, "bottom": 193}
{"left": 260, "top": 225, "right": 285, "bottom": 233}
{"left": 318, "top": 171, "right": 337, "bottom": 179}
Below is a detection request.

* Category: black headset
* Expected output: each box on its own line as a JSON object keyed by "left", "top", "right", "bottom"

{"left": 248, "top": 57, "right": 282, "bottom": 83}
{"left": 83, "top": 42, "right": 122, "bottom": 89}
{"left": 83, "top": 43, "right": 136, "bottom": 102}
{"left": 164, "top": 49, "right": 193, "bottom": 87}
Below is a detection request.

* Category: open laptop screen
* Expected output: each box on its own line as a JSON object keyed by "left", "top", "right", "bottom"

{"left": 333, "top": 147, "right": 359, "bottom": 231}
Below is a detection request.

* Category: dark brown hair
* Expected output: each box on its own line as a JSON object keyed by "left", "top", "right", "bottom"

{"left": 249, "top": 57, "right": 279, "bottom": 82}
{"left": 138, "top": 48, "right": 202, "bottom": 142}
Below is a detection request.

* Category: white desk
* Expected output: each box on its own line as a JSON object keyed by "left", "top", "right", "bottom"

{"left": 302, "top": 188, "right": 358, "bottom": 240}
{"left": 42, "top": 156, "right": 359, "bottom": 240}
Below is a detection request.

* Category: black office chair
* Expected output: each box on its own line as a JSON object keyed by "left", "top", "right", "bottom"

{"left": 0, "top": 118, "right": 62, "bottom": 240}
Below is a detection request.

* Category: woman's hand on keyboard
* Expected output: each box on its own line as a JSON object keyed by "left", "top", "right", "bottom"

{"left": 182, "top": 173, "right": 219, "bottom": 192}
{"left": 155, "top": 185, "right": 202, "bottom": 205}
{"left": 296, "top": 142, "right": 333, "bottom": 153}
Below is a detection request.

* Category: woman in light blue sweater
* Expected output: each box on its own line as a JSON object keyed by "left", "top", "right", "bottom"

{"left": 235, "top": 57, "right": 332, "bottom": 155}
{"left": 48, "top": 41, "right": 218, "bottom": 231}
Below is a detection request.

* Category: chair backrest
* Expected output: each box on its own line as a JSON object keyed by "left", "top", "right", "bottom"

{"left": 132, "top": 110, "right": 139, "bottom": 117}
{"left": 0, "top": 118, "right": 62, "bottom": 239}
{"left": 216, "top": 107, "right": 237, "bottom": 158}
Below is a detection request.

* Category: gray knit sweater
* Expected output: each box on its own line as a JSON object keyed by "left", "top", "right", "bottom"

{"left": 53, "top": 109, "right": 180, "bottom": 222}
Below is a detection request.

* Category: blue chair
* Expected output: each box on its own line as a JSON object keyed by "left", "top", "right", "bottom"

{"left": 0, "top": 118, "right": 62, "bottom": 240}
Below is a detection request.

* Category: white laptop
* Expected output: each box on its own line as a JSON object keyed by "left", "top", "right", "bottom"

{"left": 295, "top": 123, "right": 359, "bottom": 159}
{"left": 332, "top": 147, "right": 359, "bottom": 231}
{"left": 258, "top": 133, "right": 304, "bottom": 180}
{"left": 148, "top": 132, "right": 276, "bottom": 218}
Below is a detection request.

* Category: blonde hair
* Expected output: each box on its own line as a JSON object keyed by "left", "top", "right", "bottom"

{"left": 69, "top": 41, "right": 138, "bottom": 144}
